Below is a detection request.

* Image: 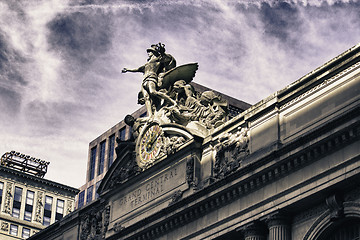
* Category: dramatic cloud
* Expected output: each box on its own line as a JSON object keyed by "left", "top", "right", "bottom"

{"left": 1, "top": 0, "right": 359, "bottom": 187}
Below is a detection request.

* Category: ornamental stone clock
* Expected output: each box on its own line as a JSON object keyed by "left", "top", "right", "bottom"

{"left": 136, "top": 122, "right": 164, "bottom": 169}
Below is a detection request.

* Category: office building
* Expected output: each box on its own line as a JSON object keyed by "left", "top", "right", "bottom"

{"left": 0, "top": 151, "right": 79, "bottom": 239}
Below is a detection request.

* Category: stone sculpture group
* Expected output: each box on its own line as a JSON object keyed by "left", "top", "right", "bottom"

{"left": 122, "top": 43, "right": 228, "bottom": 138}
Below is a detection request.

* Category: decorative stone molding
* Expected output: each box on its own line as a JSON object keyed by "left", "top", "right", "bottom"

{"left": 2, "top": 182, "right": 12, "bottom": 214}
{"left": 280, "top": 61, "right": 360, "bottom": 110}
{"left": 108, "top": 158, "right": 140, "bottom": 189}
{"left": 113, "top": 222, "right": 125, "bottom": 233}
{"left": 66, "top": 200, "right": 73, "bottom": 214}
{"left": 80, "top": 205, "right": 109, "bottom": 240}
{"left": 1, "top": 221, "right": 9, "bottom": 232}
{"left": 34, "top": 191, "right": 44, "bottom": 223}
{"left": 186, "top": 157, "right": 195, "bottom": 187}
{"left": 103, "top": 206, "right": 110, "bottom": 238}
{"left": 168, "top": 190, "right": 183, "bottom": 206}
{"left": 161, "top": 135, "right": 186, "bottom": 156}
{"left": 292, "top": 203, "right": 327, "bottom": 224}
{"left": 214, "top": 127, "right": 249, "bottom": 179}
{"left": 107, "top": 142, "right": 141, "bottom": 190}
{"left": 326, "top": 194, "right": 344, "bottom": 221}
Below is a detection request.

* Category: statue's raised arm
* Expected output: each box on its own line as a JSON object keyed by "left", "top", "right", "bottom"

{"left": 122, "top": 65, "right": 145, "bottom": 73}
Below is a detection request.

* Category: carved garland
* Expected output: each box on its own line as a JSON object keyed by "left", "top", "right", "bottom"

{"left": 186, "top": 157, "right": 195, "bottom": 187}
{"left": 34, "top": 191, "right": 44, "bottom": 223}
{"left": 66, "top": 200, "right": 73, "bottom": 215}
{"left": 214, "top": 127, "right": 249, "bottom": 180}
{"left": 2, "top": 182, "right": 13, "bottom": 214}
{"left": 80, "top": 205, "right": 111, "bottom": 240}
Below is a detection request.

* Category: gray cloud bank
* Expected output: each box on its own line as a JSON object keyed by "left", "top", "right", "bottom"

{"left": 0, "top": 0, "right": 359, "bottom": 187}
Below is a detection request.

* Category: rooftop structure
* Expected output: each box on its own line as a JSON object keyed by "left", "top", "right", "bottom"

{"left": 1, "top": 151, "right": 50, "bottom": 178}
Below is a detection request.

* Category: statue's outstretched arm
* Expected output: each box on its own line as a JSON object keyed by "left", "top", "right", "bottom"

{"left": 122, "top": 65, "right": 145, "bottom": 73}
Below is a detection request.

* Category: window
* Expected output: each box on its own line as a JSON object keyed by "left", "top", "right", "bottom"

{"left": 140, "top": 112, "right": 147, "bottom": 118}
{"left": 55, "top": 199, "right": 64, "bottom": 221}
{"left": 12, "top": 187, "right": 22, "bottom": 218}
{"left": 95, "top": 181, "right": 101, "bottom": 199}
{"left": 24, "top": 190, "right": 34, "bottom": 221}
{"left": 14, "top": 186, "right": 22, "bottom": 202}
{"left": 86, "top": 185, "right": 93, "bottom": 204}
{"left": 98, "top": 141, "right": 106, "bottom": 175}
{"left": 108, "top": 135, "right": 115, "bottom": 168}
{"left": 10, "top": 224, "right": 18, "bottom": 236}
{"left": 45, "top": 196, "right": 53, "bottom": 211}
{"left": 43, "top": 216, "right": 51, "bottom": 226}
{"left": 89, "top": 147, "right": 97, "bottom": 181}
{"left": 43, "top": 196, "right": 53, "bottom": 226}
{"left": 0, "top": 182, "right": 3, "bottom": 206}
{"left": 22, "top": 227, "right": 30, "bottom": 239}
{"left": 12, "top": 208, "right": 20, "bottom": 218}
{"left": 119, "top": 127, "right": 126, "bottom": 141}
{"left": 78, "top": 191, "right": 85, "bottom": 208}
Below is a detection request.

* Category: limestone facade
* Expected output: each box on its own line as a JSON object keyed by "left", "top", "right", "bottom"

{"left": 31, "top": 43, "right": 360, "bottom": 240}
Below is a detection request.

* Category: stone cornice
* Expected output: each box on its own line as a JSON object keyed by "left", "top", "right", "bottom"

{"left": 0, "top": 165, "right": 79, "bottom": 195}
{"left": 213, "top": 44, "right": 360, "bottom": 132}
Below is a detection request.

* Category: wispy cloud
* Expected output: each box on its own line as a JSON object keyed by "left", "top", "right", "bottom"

{"left": 0, "top": 0, "right": 359, "bottom": 187}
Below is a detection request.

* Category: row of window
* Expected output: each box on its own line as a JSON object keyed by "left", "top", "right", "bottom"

{"left": 0, "top": 182, "right": 65, "bottom": 226}
{"left": 89, "top": 127, "right": 128, "bottom": 181}
{"left": 228, "top": 104, "right": 243, "bottom": 119}
{"left": 78, "top": 181, "right": 101, "bottom": 208}
{"left": 9, "top": 224, "right": 31, "bottom": 238}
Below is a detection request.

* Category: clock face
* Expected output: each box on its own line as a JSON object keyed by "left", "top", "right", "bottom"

{"left": 138, "top": 124, "right": 163, "bottom": 168}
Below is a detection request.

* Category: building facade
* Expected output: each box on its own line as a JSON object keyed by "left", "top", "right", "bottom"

{"left": 0, "top": 151, "right": 79, "bottom": 239}
{"left": 77, "top": 83, "right": 251, "bottom": 209}
{"left": 32, "top": 43, "right": 360, "bottom": 240}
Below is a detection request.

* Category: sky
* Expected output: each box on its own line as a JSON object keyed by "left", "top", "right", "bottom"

{"left": 1, "top": 0, "right": 360, "bottom": 188}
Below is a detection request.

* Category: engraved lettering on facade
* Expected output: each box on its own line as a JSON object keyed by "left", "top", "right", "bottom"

{"left": 118, "top": 167, "right": 179, "bottom": 210}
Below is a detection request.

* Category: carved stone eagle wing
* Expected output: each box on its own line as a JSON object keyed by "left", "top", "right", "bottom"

{"left": 159, "top": 63, "right": 199, "bottom": 90}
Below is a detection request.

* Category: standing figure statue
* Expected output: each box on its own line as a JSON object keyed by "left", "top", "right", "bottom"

{"left": 122, "top": 43, "right": 177, "bottom": 117}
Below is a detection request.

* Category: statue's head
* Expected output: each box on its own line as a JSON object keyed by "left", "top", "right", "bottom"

{"left": 124, "top": 115, "right": 135, "bottom": 127}
{"left": 200, "top": 91, "right": 217, "bottom": 105}
{"left": 146, "top": 45, "right": 160, "bottom": 57}
{"left": 173, "top": 80, "right": 187, "bottom": 91}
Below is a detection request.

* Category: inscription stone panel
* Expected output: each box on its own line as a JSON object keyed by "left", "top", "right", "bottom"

{"left": 112, "top": 160, "right": 187, "bottom": 222}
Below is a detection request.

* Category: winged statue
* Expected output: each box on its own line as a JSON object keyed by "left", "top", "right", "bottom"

{"left": 122, "top": 43, "right": 198, "bottom": 117}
